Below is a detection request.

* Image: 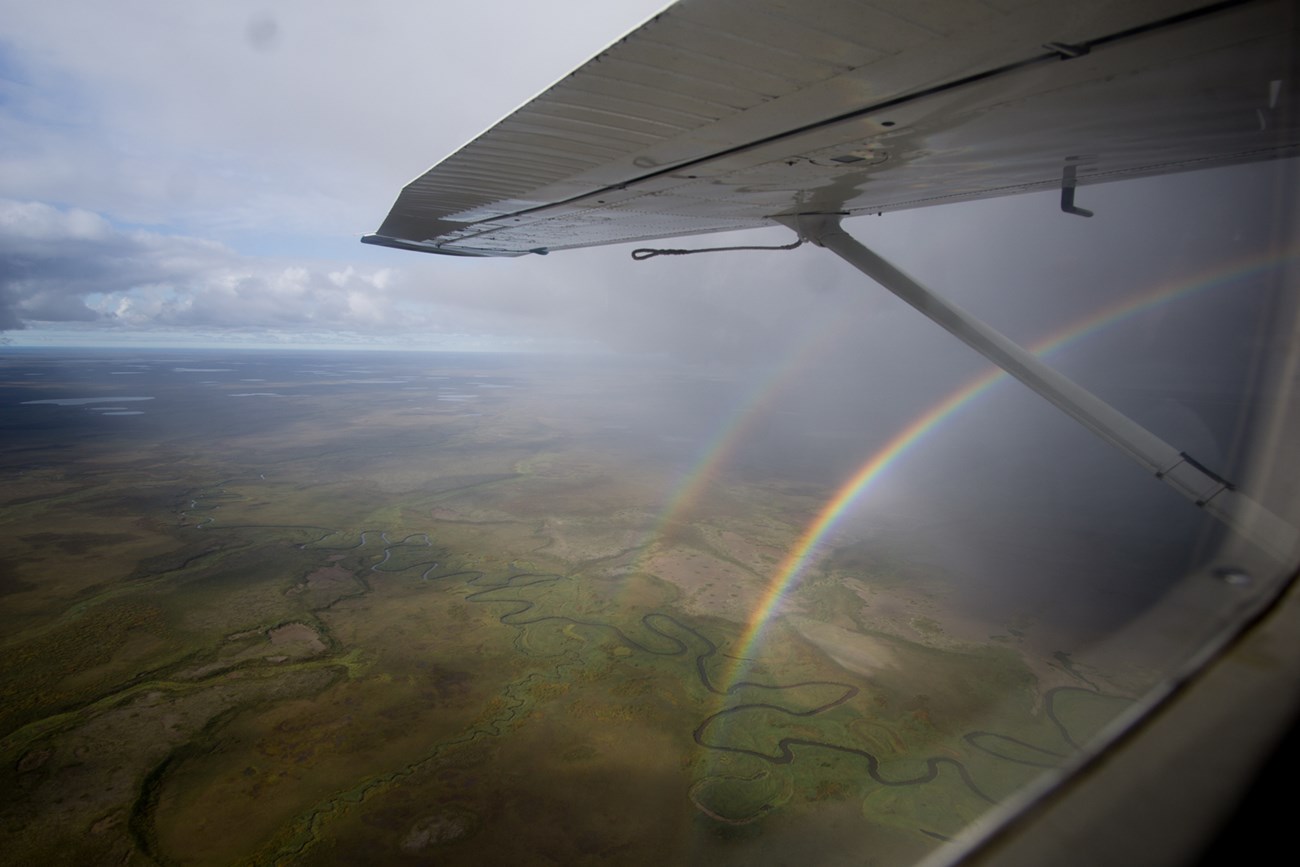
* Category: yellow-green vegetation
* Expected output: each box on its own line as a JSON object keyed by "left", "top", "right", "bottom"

{"left": 0, "top": 352, "right": 1138, "bottom": 866}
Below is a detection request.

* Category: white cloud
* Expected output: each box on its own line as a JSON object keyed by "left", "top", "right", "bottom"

{"left": 0, "top": 199, "right": 409, "bottom": 337}
{"left": 0, "top": 200, "right": 112, "bottom": 241}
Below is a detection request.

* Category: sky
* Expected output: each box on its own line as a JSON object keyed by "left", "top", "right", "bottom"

{"left": 0, "top": 0, "right": 1294, "bottom": 368}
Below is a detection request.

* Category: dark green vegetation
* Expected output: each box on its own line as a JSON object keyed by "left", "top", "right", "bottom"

{"left": 0, "top": 350, "right": 1132, "bottom": 866}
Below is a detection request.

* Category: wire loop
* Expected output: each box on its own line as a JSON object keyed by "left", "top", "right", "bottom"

{"left": 631, "top": 239, "right": 803, "bottom": 260}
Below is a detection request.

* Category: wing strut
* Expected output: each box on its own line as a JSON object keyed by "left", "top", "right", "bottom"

{"left": 779, "top": 213, "right": 1296, "bottom": 563}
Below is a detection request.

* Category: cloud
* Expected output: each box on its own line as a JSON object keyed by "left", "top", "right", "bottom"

{"left": 0, "top": 199, "right": 429, "bottom": 339}
{"left": 1, "top": 199, "right": 225, "bottom": 326}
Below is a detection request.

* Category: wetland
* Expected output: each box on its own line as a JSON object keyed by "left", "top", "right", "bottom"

{"left": 0, "top": 348, "right": 1150, "bottom": 866}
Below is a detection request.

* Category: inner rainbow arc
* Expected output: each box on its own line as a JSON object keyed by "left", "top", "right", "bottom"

{"left": 734, "top": 368, "right": 998, "bottom": 663}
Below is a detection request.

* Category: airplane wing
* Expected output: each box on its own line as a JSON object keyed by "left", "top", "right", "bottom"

{"left": 363, "top": 0, "right": 1300, "bottom": 257}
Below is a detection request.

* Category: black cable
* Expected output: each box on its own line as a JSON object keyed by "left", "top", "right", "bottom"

{"left": 631, "top": 238, "right": 803, "bottom": 260}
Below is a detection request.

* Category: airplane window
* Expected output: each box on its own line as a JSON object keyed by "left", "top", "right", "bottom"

{"left": 1, "top": 2, "right": 1296, "bottom": 865}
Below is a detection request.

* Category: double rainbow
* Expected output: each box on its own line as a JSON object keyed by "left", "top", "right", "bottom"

{"left": 726, "top": 246, "right": 1296, "bottom": 668}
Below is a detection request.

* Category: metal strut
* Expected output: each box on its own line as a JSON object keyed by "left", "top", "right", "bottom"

{"left": 778, "top": 213, "right": 1296, "bottom": 563}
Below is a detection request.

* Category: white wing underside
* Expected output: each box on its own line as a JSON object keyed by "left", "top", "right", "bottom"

{"left": 364, "top": 0, "right": 1300, "bottom": 257}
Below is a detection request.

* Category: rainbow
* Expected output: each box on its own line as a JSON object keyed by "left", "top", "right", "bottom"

{"left": 727, "top": 245, "right": 1298, "bottom": 669}
{"left": 627, "top": 315, "right": 854, "bottom": 565}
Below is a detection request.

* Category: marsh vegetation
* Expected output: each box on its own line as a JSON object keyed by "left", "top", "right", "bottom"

{"left": 0, "top": 349, "right": 1133, "bottom": 865}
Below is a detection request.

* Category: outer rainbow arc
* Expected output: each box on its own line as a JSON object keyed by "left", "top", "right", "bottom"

{"left": 622, "top": 314, "right": 856, "bottom": 577}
